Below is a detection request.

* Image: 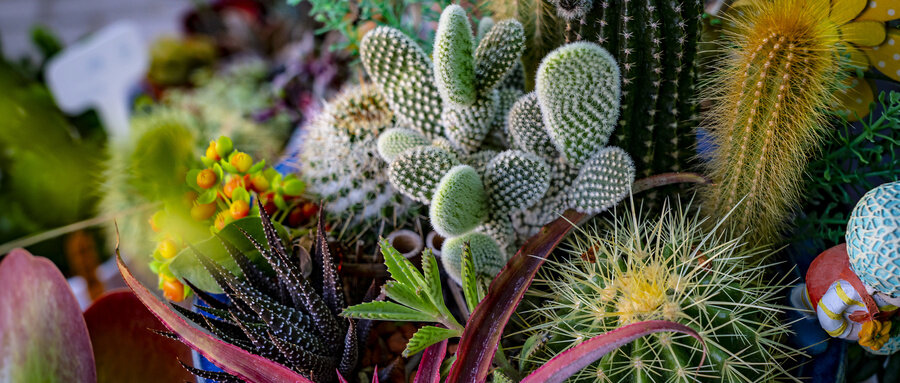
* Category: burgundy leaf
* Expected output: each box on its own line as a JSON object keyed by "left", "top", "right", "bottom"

{"left": 117, "top": 253, "right": 313, "bottom": 383}
{"left": 84, "top": 290, "right": 194, "bottom": 382}
{"left": 520, "top": 320, "right": 706, "bottom": 383}
{"left": 446, "top": 210, "right": 586, "bottom": 383}
{"left": 0, "top": 249, "right": 96, "bottom": 382}
{"left": 412, "top": 338, "right": 448, "bottom": 383}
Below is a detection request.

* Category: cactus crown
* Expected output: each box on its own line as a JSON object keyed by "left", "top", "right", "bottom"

{"left": 522, "top": 201, "right": 800, "bottom": 382}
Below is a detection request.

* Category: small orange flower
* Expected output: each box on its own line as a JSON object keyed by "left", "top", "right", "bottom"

{"left": 859, "top": 319, "right": 892, "bottom": 351}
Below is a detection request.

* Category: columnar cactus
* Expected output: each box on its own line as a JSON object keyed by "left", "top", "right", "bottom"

{"left": 699, "top": 0, "right": 843, "bottom": 245}
{"left": 300, "top": 86, "right": 415, "bottom": 232}
{"left": 521, "top": 203, "right": 800, "bottom": 382}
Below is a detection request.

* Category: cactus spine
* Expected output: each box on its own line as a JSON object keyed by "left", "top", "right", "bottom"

{"left": 522, "top": 202, "right": 800, "bottom": 382}
{"left": 699, "top": 0, "right": 843, "bottom": 245}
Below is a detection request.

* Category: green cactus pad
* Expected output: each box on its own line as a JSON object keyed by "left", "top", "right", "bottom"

{"left": 536, "top": 42, "right": 620, "bottom": 166}
{"left": 441, "top": 231, "right": 506, "bottom": 284}
{"left": 474, "top": 19, "right": 526, "bottom": 94}
{"left": 568, "top": 146, "right": 634, "bottom": 214}
{"left": 461, "top": 150, "right": 498, "bottom": 175}
{"left": 377, "top": 128, "right": 430, "bottom": 163}
{"left": 476, "top": 17, "right": 495, "bottom": 42}
{"left": 508, "top": 92, "right": 558, "bottom": 159}
{"left": 484, "top": 150, "right": 551, "bottom": 214}
{"left": 476, "top": 215, "right": 516, "bottom": 254}
{"left": 434, "top": 4, "right": 477, "bottom": 106}
{"left": 443, "top": 91, "right": 498, "bottom": 154}
{"left": 389, "top": 146, "right": 460, "bottom": 203}
{"left": 483, "top": 87, "right": 525, "bottom": 150}
{"left": 430, "top": 165, "right": 489, "bottom": 237}
{"left": 360, "top": 26, "right": 442, "bottom": 138}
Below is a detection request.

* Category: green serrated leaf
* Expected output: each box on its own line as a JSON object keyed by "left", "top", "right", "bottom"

{"left": 461, "top": 242, "right": 479, "bottom": 313}
{"left": 403, "top": 325, "right": 460, "bottom": 357}
{"left": 383, "top": 281, "right": 434, "bottom": 316}
{"left": 340, "top": 301, "right": 435, "bottom": 322}
{"left": 422, "top": 251, "right": 446, "bottom": 312}
{"left": 380, "top": 239, "right": 424, "bottom": 288}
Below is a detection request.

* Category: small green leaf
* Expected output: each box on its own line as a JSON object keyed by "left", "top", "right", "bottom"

{"left": 403, "top": 326, "right": 461, "bottom": 357}
{"left": 197, "top": 188, "right": 217, "bottom": 204}
{"left": 186, "top": 169, "right": 201, "bottom": 191}
{"left": 461, "top": 242, "right": 479, "bottom": 312}
{"left": 274, "top": 194, "right": 287, "bottom": 210}
{"left": 283, "top": 179, "right": 306, "bottom": 196}
{"left": 201, "top": 156, "right": 215, "bottom": 167}
{"left": 247, "top": 159, "right": 266, "bottom": 174}
{"left": 212, "top": 163, "right": 224, "bottom": 182}
{"left": 380, "top": 239, "right": 426, "bottom": 288}
{"left": 215, "top": 136, "right": 233, "bottom": 158}
{"left": 231, "top": 187, "right": 250, "bottom": 203}
{"left": 341, "top": 301, "right": 436, "bottom": 322}
{"left": 422, "top": 251, "right": 446, "bottom": 313}
{"left": 383, "top": 281, "right": 434, "bottom": 316}
{"left": 221, "top": 161, "right": 239, "bottom": 174}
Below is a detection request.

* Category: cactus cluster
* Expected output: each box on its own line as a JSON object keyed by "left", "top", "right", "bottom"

{"left": 300, "top": 85, "right": 416, "bottom": 239}
{"left": 521, "top": 202, "right": 800, "bottom": 382}
{"left": 699, "top": 0, "right": 844, "bottom": 245}
{"left": 361, "top": 4, "right": 635, "bottom": 283}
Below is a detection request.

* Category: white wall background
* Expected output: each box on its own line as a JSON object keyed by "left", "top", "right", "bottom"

{"left": 0, "top": 0, "right": 193, "bottom": 59}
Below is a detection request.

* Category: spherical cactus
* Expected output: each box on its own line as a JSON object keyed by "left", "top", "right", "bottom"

{"left": 847, "top": 181, "right": 900, "bottom": 296}
{"left": 388, "top": 146, "right": 460, "bottom": 204}
{"left": 441, "top": 231, "right": 506, "bottom": 284}
{"left": 443, "top": 90, "right": 498, "bottom": 154}
{"left": 568, "top": 146, "right": 635, "bottom": 214}
{"left": 430, "top": 165, "right": 489, "bottom": 237}
{"left": 474, "top": 19, "right": 526, "bottom": 93}
{"left": 360, "top": 26, "right": 442, "bottom": 138}
{"left": 536, "top": 42, "right": 621, "bottom": 166}
{"left": 377, "top": 127, "right": 430, "bottom": 163}
{"left": 484, "top": 150, "right": 551, "bottom": 214}
{"left": 301, "top": 85, "right": 414, "bottom": 224}
{"left": 434, "top": 4, "right": 477, "bottom": 106}
{"left": 521, "top": 203, "right": 799, "bottom": 382}
{"left": 508, "top": 92, "right": 559, "bottom": 160}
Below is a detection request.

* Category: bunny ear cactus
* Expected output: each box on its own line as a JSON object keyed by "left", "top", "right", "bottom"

{"left": 388, "top": 146, "right": 460, "bottom": 204}
{"left": 434, "top": 4, "right": 478, "bottom": 106}
{"left": 442, "top": 91, "right": 499, "bottom": 154}
{"left": 508, "top": 92, "right": 559, "bottom": 160}
{"left": 474, "top": 19, "right": 527, "bottom": 93}
{"left": 360, "top": 27, "right": 442, "bottom": 139}
{"left": 430, "top": 165, "right": 490, "bottom": 237}
{"left": 569, "top": 147, "right": 635, "bottom": 214}
{"left": 376, "top": 128, "right": 430, "bottom": 163}
{"left": 536, "top": 41, "right": 621, "bottom": 167}
{"left": 484, "top": 150, "right": 551, "bottom": 215}
{"left": 441, "top": 231, "right": 507, "bottom": 285}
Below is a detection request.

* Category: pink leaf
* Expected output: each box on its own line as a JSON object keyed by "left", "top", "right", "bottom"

{"left": 117, "top": 254, "right": 312, "bottom": 383}
{"left": 84, "top": 290, "right": 194, "bottom": 382}
{"left": 0, "top": 249, "right": 96, "bottom": 382}
{"left": 413, "top": 339, "right": 448, "bottom": 383}
{"left": 520, "top": 320, "right": 707, "bottom": 383}
{"left": 446, "top": 210, "right": 585, "bottom": 383}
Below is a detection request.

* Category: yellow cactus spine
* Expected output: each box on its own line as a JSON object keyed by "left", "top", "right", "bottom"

{"left": 700, "top": 0, "right": 844, "bottom": 245}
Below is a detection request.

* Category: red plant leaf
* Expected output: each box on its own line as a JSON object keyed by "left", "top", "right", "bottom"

{"left": 446, "top": 210, "right": 586, "bottom": 383}
{"left": 84, "top": 290, "right": 194, "bottom": 382}
{"left": 0, "top": 249, "right": 96, "bottom": 382}
{"left": 116, "top": 254, "right": 312, "bottom": 383}
{"left": 519, "top": 320, "right": 707, "bottom": 383}
{"left": 412, "top": 338, "right": 448, "bottom": 383}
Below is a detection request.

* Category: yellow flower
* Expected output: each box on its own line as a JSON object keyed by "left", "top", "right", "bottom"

{"left": 858, "top": 319, "right": 892, "bottom": 351}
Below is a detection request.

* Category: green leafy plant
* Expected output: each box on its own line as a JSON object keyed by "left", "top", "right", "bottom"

{"left": 794, "top": 91, "right": 900, "bottom": 250}
{"left": 342, "top": 239, "right": 489, "bottom": 357}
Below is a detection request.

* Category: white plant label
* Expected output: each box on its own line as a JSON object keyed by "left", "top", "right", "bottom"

{"left": 45, "top": 22, "right": 147, "bottom": 141}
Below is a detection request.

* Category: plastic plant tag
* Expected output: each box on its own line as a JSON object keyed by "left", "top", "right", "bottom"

{"left": 45, "top": 21, "right": 147, "bottom": 140}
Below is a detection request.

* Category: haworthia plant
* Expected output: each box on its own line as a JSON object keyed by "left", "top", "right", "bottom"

{"left": 536, "top": 41, "right": 620, "bottom": 167}
{"left": 388, "top": 146, "right": 460, "bottom": 204}
{"left": 360, "top": 27, "right": 442, "bottom": 139}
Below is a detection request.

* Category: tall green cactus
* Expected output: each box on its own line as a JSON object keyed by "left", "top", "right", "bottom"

{"left": 699, "top": 0, "right": 843, "bottom": 245}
